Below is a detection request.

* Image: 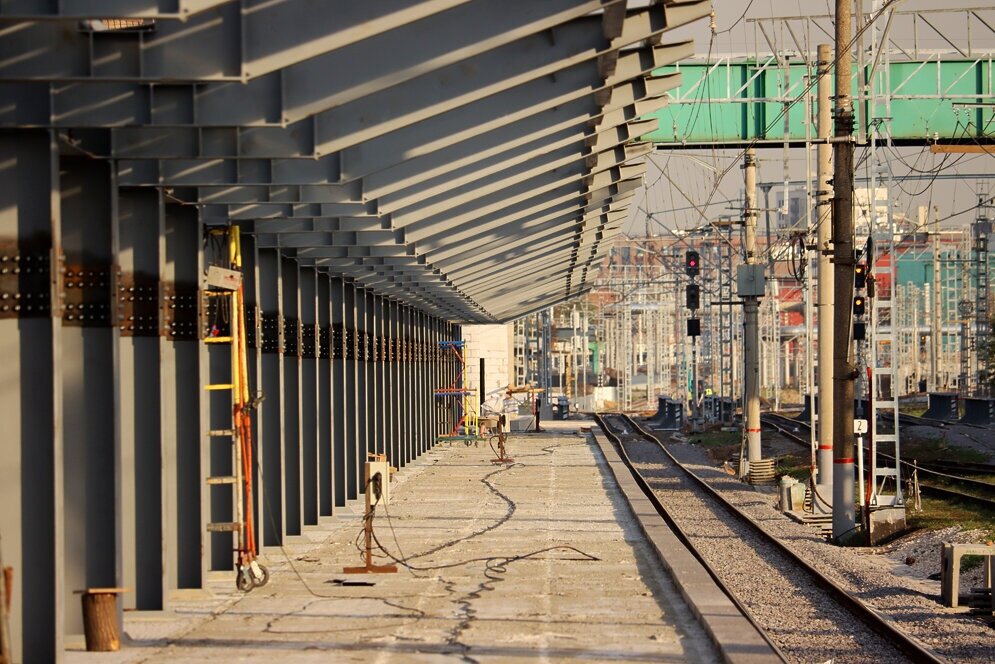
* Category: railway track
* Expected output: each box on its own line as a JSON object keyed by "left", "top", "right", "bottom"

{"left": 761, "top": 413, "right": 995, "bottom": 510}
{"left": 896, "top": 413, "right": 995, "bottom": 460}
{"left": 595, "top": 412, "right": 945, "bottom": 664}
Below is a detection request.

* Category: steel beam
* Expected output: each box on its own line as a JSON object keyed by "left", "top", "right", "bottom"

{"left": 115, "top": 186, "right": 165, "bottom": 611}
{"left": 59, "top": 156, "right": 121, "bottom": 638}
{"left": 256, "top": 246, "right": 284, "bottom": 545}
{"left": 0, "top": 0, "right": 474, "bottom": 81}
{"left": 0, "top": 130, "right": 64, "bottom": 664}
{"left": 299, "top": 266, "right": 319, "bottom": 526}
{"left": 316, "top": 273, "right": 333, "bottom": 516}
{"left": 281, "top": 256, "right": 302, "bottom": 537}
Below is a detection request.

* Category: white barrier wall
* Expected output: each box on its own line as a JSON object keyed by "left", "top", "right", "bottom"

{"left": 462, "top": 324, "right": 515, "bottom": 411}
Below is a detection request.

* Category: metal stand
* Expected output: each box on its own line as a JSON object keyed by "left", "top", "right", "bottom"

{"left": 344, "top": 458, "right": 397, "bottom": 574}
{"left": 343, "top": 509, "right": 397, "bottom": 575}
{"left": 490, "top": 421, "right": 514, "bottom": 464}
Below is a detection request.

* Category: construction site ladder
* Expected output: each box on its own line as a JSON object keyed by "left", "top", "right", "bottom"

{"left": 202, "top": 227, "right": 267, "bottom": 591}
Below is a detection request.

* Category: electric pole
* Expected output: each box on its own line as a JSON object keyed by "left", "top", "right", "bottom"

{"left": 742, "top": 148, "right": 763, "bottom": 470}
{"left": 816, "top": 43, "right": 835, "bottom": 510}
{"left": 931, "top": 205, "right": 942, "bottom": 391}
{"left": 832, "top": 0, "right": 858, "bottom": 542}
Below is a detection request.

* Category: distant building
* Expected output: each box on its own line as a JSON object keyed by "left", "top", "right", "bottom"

{"left": 775, "top": 188, "right": 809, "bottom": 230}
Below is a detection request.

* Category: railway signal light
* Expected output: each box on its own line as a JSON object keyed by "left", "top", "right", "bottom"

{"left": 686, "top": 284, "right": 700, "bottom": 311}
{"left": 853, "top": 296, "right": 866, "bottom": 316}
{"left": 854, "top": 264, "right": 867, "bottom": 289}
{"left": 687, "top": 318, "right": 701, "bottom": 337}
{"left": 685, "top": 250, "right": 700, "bottom": 278}
{"left": 854, "top": 321, "right": 866, "bottom": 341}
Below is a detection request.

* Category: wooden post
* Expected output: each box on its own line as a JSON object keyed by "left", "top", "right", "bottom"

{"left": 75, "top": 588, "right": 127, "bottom": 652}
{"left": 0, "top": 566, "right": 10, "bottom": 664}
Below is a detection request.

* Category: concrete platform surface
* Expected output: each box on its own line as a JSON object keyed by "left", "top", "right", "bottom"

{"left": 68, "top": 429, "right": 717, "bottom": 663}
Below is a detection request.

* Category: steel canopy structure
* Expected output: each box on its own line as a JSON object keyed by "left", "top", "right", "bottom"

{"left": 0, "top": 0, "right": 710, "bottom": 322}
{"left": 0, "top": 1, "right": 710, "bottom": 660}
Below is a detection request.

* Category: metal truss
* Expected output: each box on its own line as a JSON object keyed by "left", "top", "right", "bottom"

{"left": 644, "top": 6, "right": 995, "bottom": 147}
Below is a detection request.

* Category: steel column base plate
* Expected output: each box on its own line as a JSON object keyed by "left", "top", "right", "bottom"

{"left": 343, "top": 565, "right": 398, "bottom": 574}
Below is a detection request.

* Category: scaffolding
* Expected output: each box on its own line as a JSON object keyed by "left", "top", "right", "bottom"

{"left": 434, "top": 340, "right": 480, "bottom": 441}
{"left": 972, "top": 190, "right": 992, "bottom": 396}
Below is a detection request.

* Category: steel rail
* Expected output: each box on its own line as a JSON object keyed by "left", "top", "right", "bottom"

{"left": 591, "top": 413, "right": 789, "bottom": 663}
{"left": 899, "top": 412, "right": 989, "bottom": 432}
{"left": 762, "top": 412, "right": 995, "bottom": 479}
{"left": 601, "top": 412, "right": 947, "bottom": 664}
{"left": 761, "top": 413, "right": 995, "bottom": 510}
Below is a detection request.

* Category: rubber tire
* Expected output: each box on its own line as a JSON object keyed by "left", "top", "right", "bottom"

{"left": 236, "top": 568, "right": 254, "bottom": 592}
{"left": 253, "top": 565, "right": 270, "bottom": 588}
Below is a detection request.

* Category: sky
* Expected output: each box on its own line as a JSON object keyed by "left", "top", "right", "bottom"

{"left": 624, "top": 0, "right": 995, "bottom": 239}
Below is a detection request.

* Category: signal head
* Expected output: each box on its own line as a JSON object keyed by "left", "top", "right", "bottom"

{"left": 685, "top": 250, "right": 700, "bottom": 278}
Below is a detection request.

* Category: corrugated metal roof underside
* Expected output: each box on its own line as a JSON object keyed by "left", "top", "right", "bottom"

{"left": 0, "top": 0, "right": 710, "bottom": 322}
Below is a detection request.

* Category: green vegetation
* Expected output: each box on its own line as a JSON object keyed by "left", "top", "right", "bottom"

{"left": 898, "top": 404, "right": 927, "bottom": 417}
{"left": 907, "top": 497, "right": 995, "bottom": 542}
{"left": 776, "top": 453, "right": 812, "bottom": 482}
{"left": 687, "top": 428, "right": 742, "bottom": 465}
{"left": 688, "top": 429, "right": 740, "bottom": 448}
{"left": 902, "top": 433, "right": 991, "bottom": 465}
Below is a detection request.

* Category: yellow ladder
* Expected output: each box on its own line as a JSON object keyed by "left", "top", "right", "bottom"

{"left": 203, "top": 229, "right": 248, "bottom": 535}
{"left": 202, "top": 228, "right": 267, "bottom": 591}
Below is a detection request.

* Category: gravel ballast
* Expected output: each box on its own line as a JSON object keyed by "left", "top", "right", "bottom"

{"left": 660, "top": 435, "right": 995, "bottom": 664}
{"left": 618, "top": 434, "right": 909, "bottom": 663}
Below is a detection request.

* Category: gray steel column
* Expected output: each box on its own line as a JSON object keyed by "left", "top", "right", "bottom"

{"left": 367, "top": 290, "right": 381, "bottom": 457}
{"left": 281, "top": 256, "right": 303, "bottom": 537}
{"left": 115, "top": 186, "right": 164, "bottom": 610}
{"left": 330, "top": 276, "right": 348, "bottom": 506}
{"left": 428, "top": 316, "right": 440, "bottom": 446}
{"left": 0, "top": 129, "right": 64, "bottom": 663}
{"left": 355, "top": 285, "right": 370, "bottom": 491}
{"left": 256, "top": 247, "right": 285, "bottom": 545}
{"left": 408, "top": 309, "right": 415, "bottom": 456}
{"left": 299, "top": 266, "right": 319, "bottom": 526}
{"left": 345, "top": 282, "right": 362, "bottom": 500}
{"left": 391, "top": 301, "right": 404, "bottom": 467}
{"left": 426, "top": 313, "right": 434, "bottom": 450}
{"left": 382, "top": 296, "right": 393, "bottom": 461}
{"left": 418, "top": 310, "right": 427, "bottom": 455}
{"left": 162, "top": 201, "right": 204, "bottom": 589}
{"left": 316, "top": 273, "right": 334, "bottom": 517}
{"left": 60, "top": 156, "right": 121, "bottom": 638}
{"left": 428, "top": 313, "right": 436, "bottom": 444}
{"left": 384, "top": 297, "right": 397, "bottom": 464}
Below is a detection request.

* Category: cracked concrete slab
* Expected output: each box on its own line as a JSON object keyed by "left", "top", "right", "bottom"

{"left": 67, "top": 423, "right": 718, "bottom": 663}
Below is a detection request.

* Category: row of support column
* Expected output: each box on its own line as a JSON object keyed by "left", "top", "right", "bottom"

{"left": 0, "top": 131, "right": 459, "bottom": 662}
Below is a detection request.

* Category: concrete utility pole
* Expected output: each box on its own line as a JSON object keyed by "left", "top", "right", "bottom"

{"left": 832, "top": 0, "right": 858, "bottom": 541}
{"left": 743, "top": 148, "right": 762, "bottom": 468}
{"left": 931, "top": 205, "right": 942, "bottom": 391}
{"left": 816, "top": 43, "right": 835, "bottom": 509}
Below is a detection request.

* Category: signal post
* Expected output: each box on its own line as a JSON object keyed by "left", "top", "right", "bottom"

{"left": 685, "top": 250, "right": 701, "bottom": 431}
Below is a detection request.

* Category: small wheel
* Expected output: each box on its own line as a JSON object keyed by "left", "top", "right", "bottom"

{"left": 236, "top": 568, "right": 254, "bottom": 592}
{"left": 252, "top": 564, "right": 270, "bottom": 588}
